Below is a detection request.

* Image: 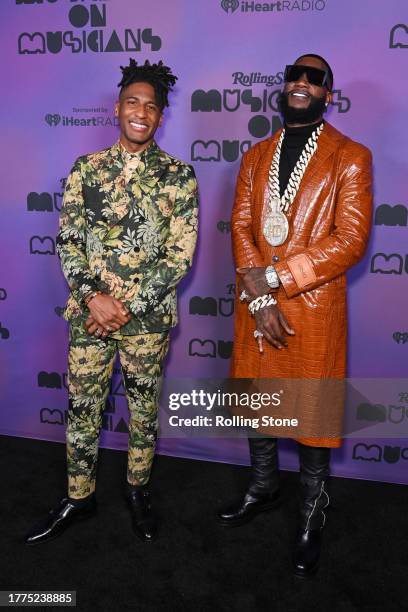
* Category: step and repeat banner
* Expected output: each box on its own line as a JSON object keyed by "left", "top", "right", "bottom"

{"left": 1, "top": 0, "right": 407, "bottom": 484}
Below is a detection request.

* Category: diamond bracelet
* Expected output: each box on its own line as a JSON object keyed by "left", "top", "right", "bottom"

{"left": 248, "top": 293, "right": 277, "bottom": 315}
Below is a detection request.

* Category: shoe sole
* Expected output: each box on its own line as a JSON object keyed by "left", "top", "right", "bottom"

{"left": 217, "top": 498, "right": 281, "bottom": 528}
{"left": 24, "top": 508, "right": 97, "bottom": 546}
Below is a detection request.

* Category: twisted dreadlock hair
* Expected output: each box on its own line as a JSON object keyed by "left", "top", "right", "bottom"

{"left": 118, "top": 59, "right": 178, "bottom": 110}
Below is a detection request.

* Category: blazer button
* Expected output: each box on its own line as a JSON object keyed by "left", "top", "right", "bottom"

{"left": 272, "top": 255, "right": 279, "bottom": 262}
{"left": 134, "top": 277, "right": 140, "bottom": 283}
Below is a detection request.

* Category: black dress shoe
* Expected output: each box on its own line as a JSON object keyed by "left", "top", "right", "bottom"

{"left": 217, "top": 489, "right": 280, "bottom": 527}
{"left": 24, "top": 496, "right": 96, "bottom": 546}
{"left": 293, "top": 528, "right": 322, "bottom": 578}
{"left": 126, "top": 487, "right": 156, "bottom": 542}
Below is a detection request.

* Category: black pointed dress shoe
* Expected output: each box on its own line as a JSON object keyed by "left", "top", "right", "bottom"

{"left": 217, "top": 489, "right": 280, "bottom": 527}
{"left": 292, "top": 528, "right": 322, "bottom": 578}
{"left": 126, "top": 486, "right": 157, "bottom": 542}
{"left": 218, "top": 436, "right": 280, "bottom": 527}
{"left": 24, "top": 495, "right": 97, "bottom": 546}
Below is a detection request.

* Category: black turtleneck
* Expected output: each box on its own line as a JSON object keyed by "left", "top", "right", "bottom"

{"left": 279, "top": 120, "right": 324, "bottom": 197}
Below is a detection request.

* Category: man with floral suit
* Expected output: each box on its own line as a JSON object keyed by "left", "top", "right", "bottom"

{"left": 25, "top": 60, "right": 198, "bottom": 545}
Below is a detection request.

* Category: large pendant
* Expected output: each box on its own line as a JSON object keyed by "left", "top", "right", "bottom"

{"left": 262, "top": 198, "right": 289, "bottom": 246}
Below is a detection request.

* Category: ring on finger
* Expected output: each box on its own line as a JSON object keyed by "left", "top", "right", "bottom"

{"left": 254, "top": 329, "right": 264, "bottom": 353}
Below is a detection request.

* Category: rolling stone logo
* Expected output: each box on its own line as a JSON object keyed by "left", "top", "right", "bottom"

{"left": 190, "top": 86, "right": 350, "bottom": 162}
{"left": 17, "top": 1, "right": 162, "bottom": 55}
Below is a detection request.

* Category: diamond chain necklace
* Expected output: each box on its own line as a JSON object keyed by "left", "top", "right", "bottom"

{"left": 262, "top": 123, "right": 324, "bottom": 247}
{"left": 268, "top": 122, "right": 324, "bottom": 213}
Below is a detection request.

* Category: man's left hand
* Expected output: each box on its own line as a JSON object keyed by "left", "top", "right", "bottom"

{"left": 237, "top": 267, "right": 270, "bottom": 299}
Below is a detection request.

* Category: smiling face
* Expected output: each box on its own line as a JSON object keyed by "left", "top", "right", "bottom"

{"left": 280, "top": 55, "right": 332, "bottom": 126}
{"left": 115, "top": 81, "right": 163, "bottom": 153}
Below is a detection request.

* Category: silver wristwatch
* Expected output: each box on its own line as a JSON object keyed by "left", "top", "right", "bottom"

{"left": 265, "top": 265, "right": 280, "bottom": 289}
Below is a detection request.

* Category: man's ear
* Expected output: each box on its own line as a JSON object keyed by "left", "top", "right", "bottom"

{"left": 325, "top": 91, "right": 332, "bottom": 107}
{"left": 114, "top": 100, "right": 120, "bottom": 117}
{"left": 159, "top": 113, "right": 163, "bottom": 126}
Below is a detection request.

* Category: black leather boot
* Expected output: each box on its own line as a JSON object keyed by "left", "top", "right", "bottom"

{"left": 24, "top": 494, "right": 97, "bottom": 546}
{"left": 217, "top": 436, "right": 280, "bottom": 527}
{"left": 126, "top": 485, "right": 157, "bottom": 542}
{"left": 293, "top": 444, "right": 330, "bottom": 578}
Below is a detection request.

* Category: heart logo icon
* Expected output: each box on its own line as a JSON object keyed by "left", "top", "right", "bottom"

{"left": 45, "top": 114, "right": 61, "bottom": 127}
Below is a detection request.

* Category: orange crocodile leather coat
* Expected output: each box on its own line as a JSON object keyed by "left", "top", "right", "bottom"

{"left": 230, "top": 122, "right": 373, "bottom": 447}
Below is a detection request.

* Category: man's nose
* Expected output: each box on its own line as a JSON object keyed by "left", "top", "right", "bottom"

{"left": 294, "top": 72, "right": 309, "bottom": 86}
{"left": 135, "top": 104, "right": 147, "bottom": 117}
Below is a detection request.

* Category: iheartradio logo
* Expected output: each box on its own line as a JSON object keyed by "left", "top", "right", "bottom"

{"left": 45, "top": 114, "right": 61, "bottom": 127}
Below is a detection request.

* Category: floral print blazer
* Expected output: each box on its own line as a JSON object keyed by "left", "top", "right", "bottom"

{"left": 56, "top": 141, "right": 198, "bottom": 334}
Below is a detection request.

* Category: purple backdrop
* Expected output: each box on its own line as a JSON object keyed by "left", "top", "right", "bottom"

{"left": 1, "top": 0, "right": 407, "bottom": 484}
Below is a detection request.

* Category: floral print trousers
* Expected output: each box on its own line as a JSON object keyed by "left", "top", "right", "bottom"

{"left": 66, "top": 323, "right": 169, "bottom": 498}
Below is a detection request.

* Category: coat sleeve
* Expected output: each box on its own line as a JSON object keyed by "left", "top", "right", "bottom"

{"left": 128, "top": 164, "right": 198, "bottom": 315}
{"left": 56, "top": 158, "right": 99, "bottom": 304}
{"left": 231, "top": 146, "right": 266, "bottom": 268}
{"left": 274, "top": 143, "right": 373, "bottom": 298}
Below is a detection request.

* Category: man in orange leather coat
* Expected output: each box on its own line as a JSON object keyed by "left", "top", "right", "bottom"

{"left": 217, "top": 54, "right": 373, "bottom": 578}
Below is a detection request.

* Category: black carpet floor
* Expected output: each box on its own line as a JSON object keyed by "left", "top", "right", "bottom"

{"left": 1, "top": 434, "right": 407, "bottom": 612}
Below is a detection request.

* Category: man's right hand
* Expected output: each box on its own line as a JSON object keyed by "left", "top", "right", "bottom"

{"left": 86, "top": 294, "right": 131, "bottom": 333}
{"left": 254, "top": 305, "right": 295, "bottom": 350}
